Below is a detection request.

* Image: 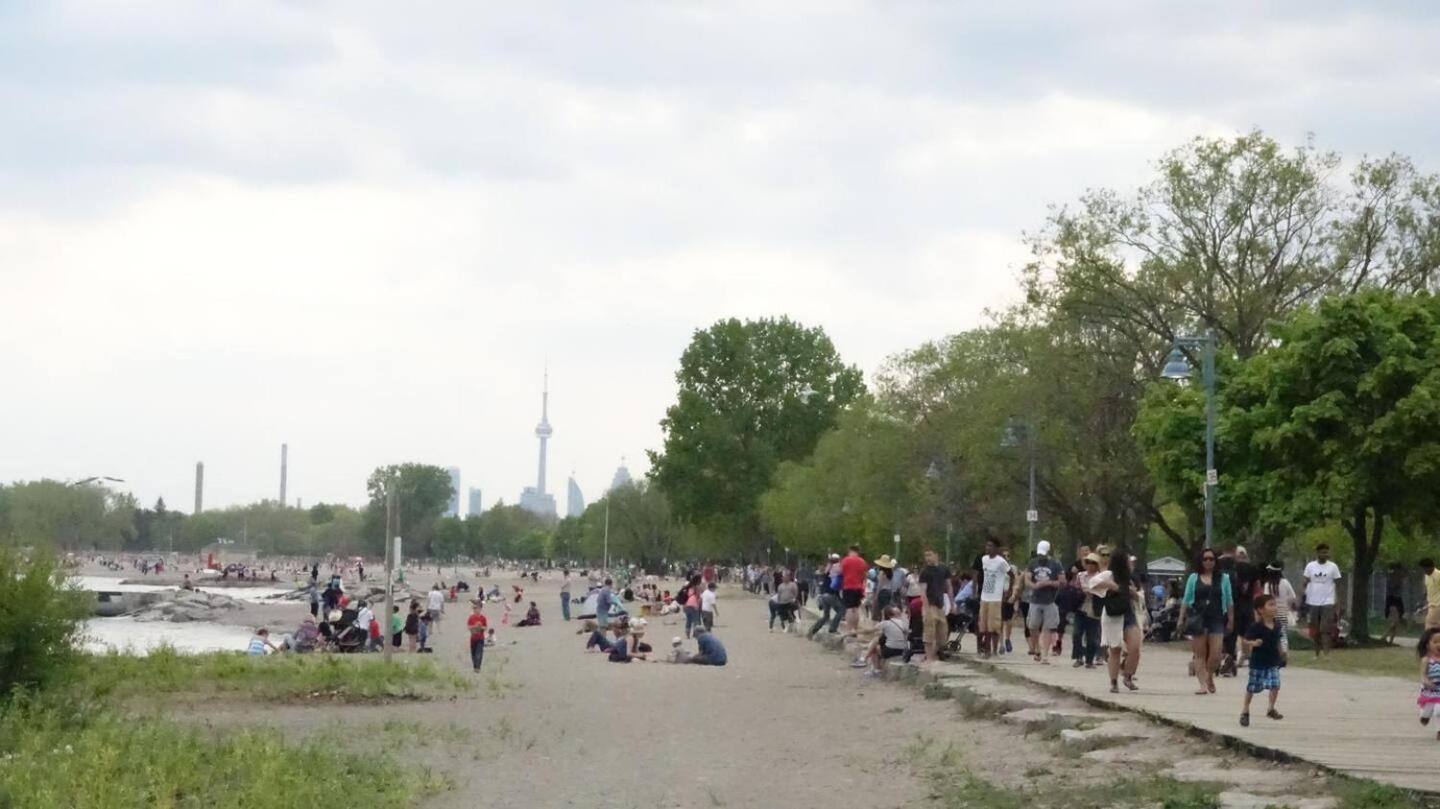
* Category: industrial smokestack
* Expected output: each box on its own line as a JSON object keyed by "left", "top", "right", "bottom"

{"left": 194, "top": 461, "right": 204, "bottom": 514}
{"left": 280, "top": 443, "right": 288, "bottom": 507}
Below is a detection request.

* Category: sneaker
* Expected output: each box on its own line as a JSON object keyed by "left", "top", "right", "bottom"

{"left": 1423, "top": 715, "right": 1431, "bottom": 726}
{"left": 1266, "top": 709, "right": 1283, "bottom": 721}
{"left": 850, "top": 659, "right": 868, "bottom": 668}
{"left": 1072, "top": 660, "right": 1084, "bottom": 668}
{"left": 1239, "top": 713, "right": 1250, "bottom": 727}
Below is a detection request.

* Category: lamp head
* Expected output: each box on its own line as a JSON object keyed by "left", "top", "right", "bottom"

{"left": 1161, "top": 348, "right": 1192, "bottom": 380}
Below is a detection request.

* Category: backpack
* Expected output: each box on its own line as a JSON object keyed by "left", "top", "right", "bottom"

{"left": 1103, "top": 588, "right": 1128, "bottom": 617}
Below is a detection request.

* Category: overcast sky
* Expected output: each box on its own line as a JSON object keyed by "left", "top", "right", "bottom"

{"left": 3, "top": 2, "right": 1438, "bottom": 513}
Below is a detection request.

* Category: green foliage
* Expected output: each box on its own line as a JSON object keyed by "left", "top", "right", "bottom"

{"left": 0, "top": 480, "right": 132, "bottom": 550}
{"left": 363, "top": 463, "right": 455, "bottom": 557}
{"left": 76, "top": 648, "right": 469, "bottom": 703}
{"left": 0, "top": 550, "right": 88, "bottom": 698}
{"left": 0, "top": 699, "right": 444, "bottom": 809}
{"left": 649, "top": 317, "right": 865, "bottom": 551}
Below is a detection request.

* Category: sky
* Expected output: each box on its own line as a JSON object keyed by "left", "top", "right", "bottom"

{"left": 3, "top": 1, "right": 1439, "bottom": 513}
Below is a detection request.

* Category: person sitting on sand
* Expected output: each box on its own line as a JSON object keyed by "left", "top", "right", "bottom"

{"left": 667, "top": 636, "right": 690, "bottom": 663}
{"left": 608, "top": 626, "right": 646, "bottom": 663}
{"left": 289, "top": 615, "right": 321, "bottom": 653}
{"left": 583, "top": 620, "right": 612, "bottom": 653}
{"left": 687, "top": 626, "right": 727, "bottom": 666}
{"left": 515, "top": 601, "right": 542, "bottom": 627}
{"left": 247, "top": 628, "right": 277, "bottom": 656}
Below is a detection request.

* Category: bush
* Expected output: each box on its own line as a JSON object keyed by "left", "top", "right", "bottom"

{"left": 0, "top": 550, "right": 89, "bottom": 698}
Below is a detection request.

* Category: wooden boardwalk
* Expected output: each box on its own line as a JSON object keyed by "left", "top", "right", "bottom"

{"left": 961, "top": 642, "right": 1440, "bottom": 793}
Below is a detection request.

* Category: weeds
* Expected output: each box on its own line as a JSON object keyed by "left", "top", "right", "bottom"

{"left": 77, "top": 647, "right": 470, "bottom": 703}
{"left": 0, "top": 698, "right": 447, "bottom": 809}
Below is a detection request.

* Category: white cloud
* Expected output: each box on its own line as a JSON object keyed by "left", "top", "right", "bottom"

{"left": 3, "top": 1, "right": 1439, "bottom": 511}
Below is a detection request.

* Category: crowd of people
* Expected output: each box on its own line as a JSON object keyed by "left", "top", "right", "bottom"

{"left": 784, "top": 540, "right": 1440, "bottom": 734}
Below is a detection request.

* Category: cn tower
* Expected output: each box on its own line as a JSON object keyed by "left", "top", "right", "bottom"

{"left": 534, "top": 370, "right": 553, "bottom": 498}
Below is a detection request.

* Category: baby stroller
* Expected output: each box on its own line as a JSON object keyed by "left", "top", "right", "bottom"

{"left": 946, "top": 601, "right": 976, "bottom": 655}
{"left": 330, "top": 610, "right": 367, "bottom": 654}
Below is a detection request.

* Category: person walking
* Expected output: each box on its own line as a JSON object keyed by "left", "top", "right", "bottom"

{"left": 917, "top": 548, "right": 952, "bottom": 664}
{"left": 774, "top": 571, "right": 799, "bottom": 633}
{"left": 1302, "top": 545, "right": 1342, "bottom": 658}
{"left": 700, "top": 581, "right": 718, "bottom": 631}
{"left": 1024, "top": 540, "right": 1063, "bottom": 664}
{"left": 1179, "top": 549, "right": 1232, "bottom": 695}
{"left": 1420, "top": 559, "right": 1440, "bottom": 630}
{"left": 466, "top": 600, "right": 488, "bottom": 672}
{"left": 426, "top": 584, "right": 445, "bottom": 629}
{"left": 809, "top": 557, "right": 845, "bottom": 638}
{"left": 1239, "top": 594, "right": 1285, "bottom": 727}
{"left": 977, "top": 539, "right": 1009, "bottom": 659}
{"left": 872, "top": 556, "right": 897, "bottom": 622}
{"left": 1089, "top": 548, "right": 1141, "bottom": 693}
{"left": 681, "top": 575, "right": 703, "bottom": 638}
{"left": 840, "top": 545, "right": 869, "bottom": 635}
{"left": 1070, "top": 553, "right": 1102, "bottom": 669}
{"left": 1261, "top": 563, "right": 1298, "bottom": 655}
{"left": 560, "top": 570, "right": 572, "bottom": 622}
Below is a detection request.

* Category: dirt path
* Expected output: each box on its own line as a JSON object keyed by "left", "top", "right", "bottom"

{"left": 403, "top": 576, "right": 967, "bottom": 808}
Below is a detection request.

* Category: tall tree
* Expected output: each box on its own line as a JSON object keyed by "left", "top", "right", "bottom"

{"left": 363, "top": 464, "right": 455, "bottom": 556}
{"left": 1226, "top": 291, "right": 1440, "bottom": 639}
{"left": 650, "top": 317, "right": 864, "bottom": 553}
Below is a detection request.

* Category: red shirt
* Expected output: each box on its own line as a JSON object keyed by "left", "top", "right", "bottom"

{"left": 840, "top": 554, "right": 869, "bottom": 591}
{"left": 467, "top": 613, "right": 488, "bottom": 640}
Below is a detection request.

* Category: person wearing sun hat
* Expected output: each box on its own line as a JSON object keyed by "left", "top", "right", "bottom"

{"left": 872, "top": 554, "right": 897, "bottom": 621}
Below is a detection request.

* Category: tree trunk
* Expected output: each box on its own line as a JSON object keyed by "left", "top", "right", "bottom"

{"left": 1343, "top": 507, "right": 1383, "bottom": 642}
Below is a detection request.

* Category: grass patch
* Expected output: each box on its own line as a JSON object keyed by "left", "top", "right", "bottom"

{"left": 0, "top": 699, "right": 449, "bottom": 809}
{"left": 1283, "top": 635, "right": 1422, "bottom": 680}
{"left": 76, "top": 648, "right": 470, "bottom": 703}
{"left": 1334, "top": 779, "right": 1434, "bottom": 809}
{"left": 949, "top": 686, "right": 1027, "bottom": 720}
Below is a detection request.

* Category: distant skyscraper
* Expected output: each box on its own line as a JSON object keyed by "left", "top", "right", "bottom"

{"left": 446, "top": 467, "right": 461, "bottom": 517}
{"left": 566, "top": 475, "right": 585, "bottom": 518}
{"left": 609, "top": 457, "right": 634, "bottom": 492}
{"left": 520, "top": 371, "right": 558, "bottom": 519}
{"left": 467, "top": 487, "right": 483, "bottom": 517}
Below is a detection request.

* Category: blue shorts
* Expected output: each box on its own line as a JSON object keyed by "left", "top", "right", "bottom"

{"left": 1247, "top": 666, "right": 1281, "bottom": 694}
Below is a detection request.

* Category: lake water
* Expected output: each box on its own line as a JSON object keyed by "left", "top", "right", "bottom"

{"left": 74, "top": 575, "right": 295, "bottom": 602}
{"left": 74, "top": 575, "right": 297, "bottom": 655}
{"left": 82, "top": 616, "right": 255, "bottom": 655}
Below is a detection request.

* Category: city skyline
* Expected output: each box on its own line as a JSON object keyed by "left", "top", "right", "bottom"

{"left": 5, "top": 4, "right": 1439, "bottom": 514}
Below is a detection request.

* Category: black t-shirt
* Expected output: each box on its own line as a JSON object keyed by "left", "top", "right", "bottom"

{"left": 918, "top": 564, "right": 951, "bottom": 608}
{"left": 1245, "top": 620, "right": 1284, "bottom": 669}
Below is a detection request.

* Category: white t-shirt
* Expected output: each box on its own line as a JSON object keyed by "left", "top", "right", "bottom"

{"left": 426, "top": 590, "right": 444, "bottom": 612}
{"left": 879, "top": 617, "right": 908, "bottom": 649}
{"left": 980, "top": 555, "right": 1011, "bottom": 603}
{"left": 1303, "top": 561, "right": 1342, "bottom": 606}
{"left": 700, "top": 589, "right": 717, "bottom": 613}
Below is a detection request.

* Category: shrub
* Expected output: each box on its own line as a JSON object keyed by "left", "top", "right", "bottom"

{"left": 0, "top": 550, "right": 89, "bottom": 698}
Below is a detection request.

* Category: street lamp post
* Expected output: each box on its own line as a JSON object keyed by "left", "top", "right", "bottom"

{"left": 1161, "top": 334, "right": 1218, "bottom": 549}
{"left": 1002, "top": 420, "right": 1038, "bottom": 547}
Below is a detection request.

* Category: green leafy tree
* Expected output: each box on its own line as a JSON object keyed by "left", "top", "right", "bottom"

{"left": 363, "top": 464, "right": 455, "bottom": 557}
{"left": 650, "top": 317, "right": 864, "bottom": 553}
{"left": 307, "top": 503, "right": 337, "bottom": 525}
{"left": 431, "top": 516, "right": 466, "bottom": 562}
{"left": 1227, "top": 291, "right": 1440, "bottom": 638}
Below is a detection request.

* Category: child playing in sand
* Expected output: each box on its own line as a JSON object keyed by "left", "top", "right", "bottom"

{"left": 1239, "top": 594, "right": 1284, "bottom": 727}
{"left": 1418, "top": 628, "right": 1440, "bottom": 739}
